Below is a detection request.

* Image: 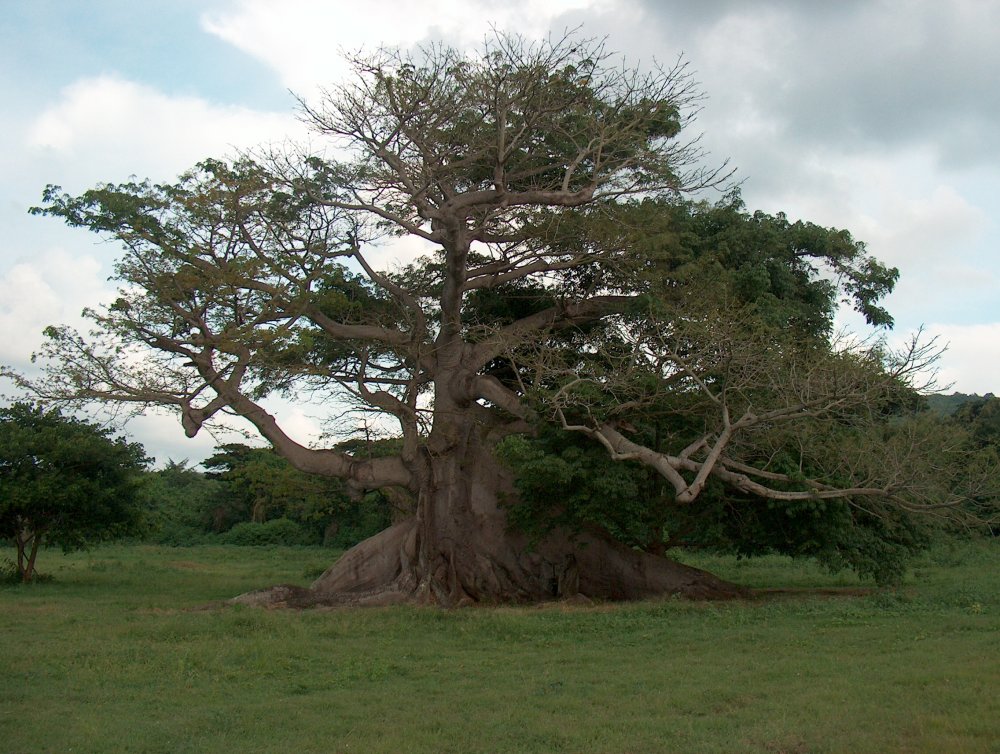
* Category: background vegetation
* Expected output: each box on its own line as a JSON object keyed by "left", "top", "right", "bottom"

{"left": 141, "top": 442, "right": 396, "bottom": 550}
{"left": 4, "top": 391, "right": 995, "bottom": 584}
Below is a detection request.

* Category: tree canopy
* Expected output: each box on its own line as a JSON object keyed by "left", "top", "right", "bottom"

{"left": 0, "top": 403, "right": 149, "bottom": 582}
{"left": 7, "top": 33, "right": 986, "bottom": 604}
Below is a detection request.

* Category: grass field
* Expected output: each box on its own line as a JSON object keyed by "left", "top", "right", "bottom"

{"left": 1, "top": 541, "right": 998, "bottom": 753}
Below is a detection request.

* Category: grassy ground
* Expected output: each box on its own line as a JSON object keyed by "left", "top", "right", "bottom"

{"left": 1, "top": 541, "right": 997, "bottom": 754}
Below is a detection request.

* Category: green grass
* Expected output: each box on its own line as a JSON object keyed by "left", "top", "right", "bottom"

{"left": 1, "top": 542, "right": 998, "bottom": 753}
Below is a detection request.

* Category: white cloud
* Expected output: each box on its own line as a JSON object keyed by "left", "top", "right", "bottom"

{"left": 201, "top": 0, "right": 615, "bottom": 94}
{"left": 0, "top": 248, "right": 111, "bottom": 366}
{"left": 123, "top": 396, "right": 345, "bottom": 467}
{"left": 27, "top": 75, "right": 303, "bottom": 184}
{"left": 852, "top": 184, "right": 987, "bottom": 268}
{"left": 123, "top": 410, "right": 222, "bottom": 467}
{"left": 921, "top": 323, "right": 1000, "bottom": 395}
{"left": 268, "top": 404, "right": 326, "bottom": 446}
{"left": 844, "top": 181, "right": 992, "bottom": 327}
{"left": 6, "top": 73, "right": 306, "bottom": 369}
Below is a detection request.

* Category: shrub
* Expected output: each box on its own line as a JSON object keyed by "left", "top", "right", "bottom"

{"left": 219, "top": 518, "right": 318, "bottom": 546}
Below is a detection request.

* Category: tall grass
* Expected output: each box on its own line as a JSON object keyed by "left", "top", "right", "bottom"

{"left": 1, "top": 541, "right": 997, "bottom": 753}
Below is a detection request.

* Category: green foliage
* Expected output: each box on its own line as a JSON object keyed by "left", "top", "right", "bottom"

{"left": 480, "top": 193, "right": 973, "bottom": 585}
{"left": 139, "top": 443, "right": 399, "bottom": 549}
{"left": 498, "top": 431, "right": 654, "bottom": 550}
{"left": 204, "top": 443, "right": 394, "bottom": 547}
{"left": 925, "top": 391, "right": 982, "bottom": 416}
{"left": 714, "top": 493, "right": 931, "bottom": 585}
{"left": 517, "top": 190, "right": 897, "bottom": 336}
{"left": 665, "top": 192, "right": 897, "bottom": 331}
{"left": 0, "top": 403, "right": 149, "bottom": 581}
{"left": 323, "top": 492, "right": 398, "bottom": 549}
{"left": 27, "top": 158, "right": 389, "bottom": 413}
{"left": 952, "top": 393, "right": 1000, "bottom": 450}
{"left": 203, "top": 443, "right": 325, "bottom": 532}
{"left": 355, "top": 43, "right": 686, "bottom": 200}
{"left": 220, "top": 518, "right": 318, "bottom": 546}
{"left": 945, "top": 394, "right": 1000, "bottom": 534}
{"left": 0, "top": 556, "right": 19, "bottom": 585}
{"left": 261, "top": 267, "right": 401, "bottom": 394}
{"left": 499, "top": 427, "right": 932, "bottom": 585}
{"left": 143, "top": 460, "right": 224, "bottom": 545}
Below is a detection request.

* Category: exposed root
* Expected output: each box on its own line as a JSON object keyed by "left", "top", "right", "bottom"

{"left": 229, "top": 520, "right": 751, "bottom": 609}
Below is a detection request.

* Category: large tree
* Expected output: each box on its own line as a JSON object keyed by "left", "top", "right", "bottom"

{"left": 8, "top": 35, "right": 975, "bottom": 604}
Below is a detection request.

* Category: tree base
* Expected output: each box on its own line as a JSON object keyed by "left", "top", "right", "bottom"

{"left": 230, "top": 520, "right": 748, "bottom": 608}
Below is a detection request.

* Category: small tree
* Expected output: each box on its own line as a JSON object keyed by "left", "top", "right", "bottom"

{"left": 0, "top": 403, "right": 149, "bottom": 582}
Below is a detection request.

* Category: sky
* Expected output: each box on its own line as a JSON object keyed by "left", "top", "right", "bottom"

{"left": 2, "top": 0, "right": 998, "bottom": 465}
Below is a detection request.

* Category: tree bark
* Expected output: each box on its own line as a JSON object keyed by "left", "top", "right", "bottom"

{"left": 25, "top": 536, "right": 40, "bottom": 584}
{"left": 14, "top": 528, "right": 40, "bottom": 583}
{"left": 232, "top": 426, "right": 746, "bottom": 608}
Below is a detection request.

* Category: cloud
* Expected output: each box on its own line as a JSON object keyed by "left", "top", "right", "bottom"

{"left": 120, "top": 410, "right": 222, "bottom": 468}
{"left": 775, "top": 2, "right": 1000, "bottom": 169}
{"left": 0, "top": 248, "right": 111, "bottom": 367}
{"left": 126, "top": 394, "right": 337, "bottom": 467}
{"left": 6, "top": 73, "right": 307, "bottom": 367}
{"left": 201, "top": 0, "right": 615, "bottom": 94}
{"left": 921, "top": 323, "right": 1000, "bottom": 395}
{"left": 268, "top": 404, "right": 326, "bottom": 447}
{"left": 851, "top": 182, "right": 987, "bottom": 267}
{"left": 27, "top": 74, "right": 302, "bottom": 183}
{"left": 637, "top": 0, "right": 1000, "bottom": 171}
{"left": 9, "top": 75, "right": 307, "bottom": 330}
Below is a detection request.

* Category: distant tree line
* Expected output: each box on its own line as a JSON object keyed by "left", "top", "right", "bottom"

{"left": 126, "top": 390, "right": 1000, "bottom": 574}
{"left": 1, "top": 401, "right": 398, "bottom": 582}
{"left": 144, "top": 441, "right": 400, "bottom": 548}
{"left": 926, "top": 392, "right": 995, "bottom": 417}
{"left": 3, "top": 391, "right": 997, "bottom": 585}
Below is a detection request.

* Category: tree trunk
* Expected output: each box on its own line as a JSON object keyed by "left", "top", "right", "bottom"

{"left": 14, "top": 531, "right": 27, "bottom": 582}
{"left": 25, "top": 536, "right": 40, "bottom": 584}
{"left": 14, "top": 528, "right": 40, "bottom": 584}
{"left": 232, "top": 429, "right": 746, "bottom": 608}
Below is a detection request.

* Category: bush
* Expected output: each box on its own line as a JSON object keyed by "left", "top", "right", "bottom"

{"left": 146, "top": 521, "right": 217, "bottom": 547}
{"left": 323, "top": 491, "right": 395, "bottom": 548}
{"left": 219, "top": 518, "right": 318, "bottom": 546}
{"left": 142, "top": 461, "right": 226, "bottom": 545}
